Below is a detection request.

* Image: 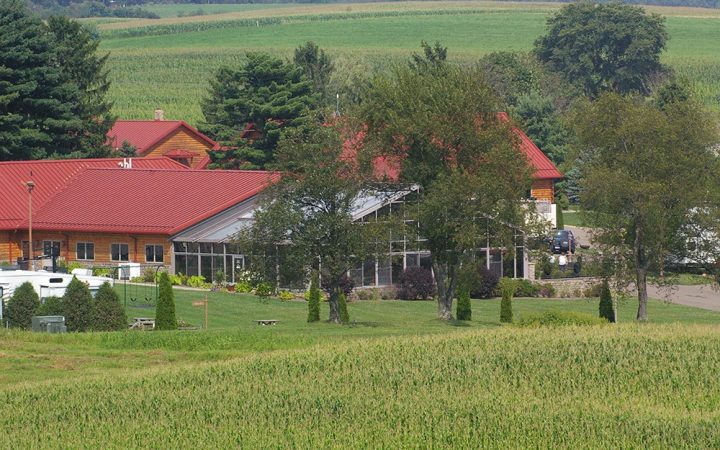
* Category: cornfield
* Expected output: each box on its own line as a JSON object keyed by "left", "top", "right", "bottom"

{"left": 2, "top": 324, "right": 719, "bottom": 448}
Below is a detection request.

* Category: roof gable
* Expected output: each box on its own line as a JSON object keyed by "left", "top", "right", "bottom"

{"left": 107, "top": 120, "right": 220, "bottom": 155}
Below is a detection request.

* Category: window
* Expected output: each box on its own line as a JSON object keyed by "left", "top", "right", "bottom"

{"left": 111, "top": 243, "right": 129, "bottom": 262}
{"left": 43, "top": 240, "right": 61, "bottom": 257}
{"left": 145, "top": 244, "right": 164, "bottom": 263}
{"left": 76, "top": 242, "right": 95, "bottom": 260}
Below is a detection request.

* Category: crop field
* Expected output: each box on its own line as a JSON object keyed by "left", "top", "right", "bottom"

{"left": 95, "top": 1, "right": 720, "bottom": 123}
{"left": 2, "top": 322, "right": 720, "bottom": 447}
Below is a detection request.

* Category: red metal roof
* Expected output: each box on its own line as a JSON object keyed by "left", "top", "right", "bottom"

{"left": 28, "top": 168, "right": 277, "bottom": 235}
{"left": 107, "top": 120, "right": 220, "bottom": 155}
{"left": 0, "top": 158, "right": 186, "bottom": 231}
{"left": 497, "top": 112, "right": 564, "bottom": 180}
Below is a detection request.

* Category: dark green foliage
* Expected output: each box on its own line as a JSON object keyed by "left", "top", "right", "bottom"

{"left": 307, "top": 272, "right": 321, "bottom": 323}
{"left": 0, "top": 0, "right": 82, "bottom": 160}
{"left": 92, "top": 282, "right": 127, "bottom": 331}
{"left": 556, "top": 207, "right": 564, "bottom": 230}
{"left": 321, "top": 274, "right": 354, "bottom": 297}
{"left": 535, "top": 3, "right": 668, "bottom": 97}
{"left": 456, "top": 288, "right": 471, "bottom": 321}
{"left": 255, "top": 282, "right": 274, "bottom": 299}
{"left": 599, "top": 279, "right": 616, "bottom": 323}
{"left": 338, "top": 291, "right": 350, "bottom": 324}
{"left": 293, "top": 41, "right": 334, "bottom": 103}
{"left": 200, "top": 52, "right": 320, "bottom": 169}
{"left": 499, "top": 278, "right": 514, "bottom": 324}
{"left": 513, "top": 279, "right": 539, "bottom": 298}
{"left": 63, "top": 276, "right": 93, "bottom": 332}
{"left": 409, "top": 40, "right": 447, "bottom": 72}
{"left": 155, "top": 272, "right": 177, "bottom": 330}
{"left": 513, "top": 92, "right": 571, "bottom": 167}
{"left": 396, "top": 267, "right": 436, "bottom": 300}
{"left": 35, "top": 296, "right": 63, "bottom": 316}
{"left": 114, "top": 140, "right": 136, "bottom": 157}
{"left": 46, "top": 15, "right": 115, "bottom": 157}
{"left": 5, "top": 282, "right": 39, "bottom": 328}
{"left": 460, "top": 263, "right": 500, "bottom": 299}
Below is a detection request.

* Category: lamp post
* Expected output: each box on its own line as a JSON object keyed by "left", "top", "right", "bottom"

{"left": 25, "top": 181, "right": 35, "bottom": 271}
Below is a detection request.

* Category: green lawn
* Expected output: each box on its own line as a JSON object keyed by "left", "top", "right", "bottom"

{"left": 96, "top": 2, "right": 720, "bottom": 123}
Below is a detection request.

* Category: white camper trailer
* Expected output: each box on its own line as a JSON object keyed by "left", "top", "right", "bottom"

{"left": 0, "top": 270, "right": 113, "bottom": 320}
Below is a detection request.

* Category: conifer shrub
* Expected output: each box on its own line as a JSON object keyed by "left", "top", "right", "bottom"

{"left": 307, "top": 273, "right": 321, "bottom": 323}
{"left": 396, "top": 266, "right": 435, "bottom": 300}
{"left": 6, "top": 282, "right": 39, "bottom": 328}
{"left": 456, "top": 288, "right": 472, "bottom": 321}
{"left": 63, "top": 276, "right": 94, "bottom": 332}
{"left": 556, "top": 207, "right": 565, "bottom": 230}
{"left": 155, "top": 272, "right": 177, "bottom": 330}
{"left": 338, "top": 291, "right": 350, "bottom": 324}
{"left": 499, "top": 278, "right": 515, "bottom": 324}
{"left": 599, "top": 279, "right": 616, "bottom": 323}
{"left": 35, "top": 296, "right": 64, "bottom": 316}
{"left": 92, "top": 282, "right": 128, "bottom": 331}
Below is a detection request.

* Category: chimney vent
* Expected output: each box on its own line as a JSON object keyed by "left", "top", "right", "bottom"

{"left": 154, "top": 109, "right": 164, "bottom": 121}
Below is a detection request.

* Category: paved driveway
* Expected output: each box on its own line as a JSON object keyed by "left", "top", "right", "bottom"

{"left": 648, "top": 283, "right": 720, "bottom": 312}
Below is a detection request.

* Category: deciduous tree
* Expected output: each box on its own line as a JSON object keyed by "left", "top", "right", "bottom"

{"left": 574, "top": 92, "right": 719, "bottom": 321}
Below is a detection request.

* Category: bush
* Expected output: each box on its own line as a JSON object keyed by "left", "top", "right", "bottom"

{"left": 456, "top": 288, "right": 471, "bottom": 321}
{"left": 214, "top": 269, "right": 226, "bottom": 285}
{"left": 236, "top": 280, "right": 253, "bottom": 293}
{"left": 599, "top": 279, "right": 616, "bottom": 323}
{"left": 396, "top": 266, "right": 436, "bottom": 300}
{"left": 536, "top": 283, "right": 557, "bottom": 298}
{"left": 36, "top": 296, "right": 63, "bottom": 316}
{"left": 517, "top": 311, "right": 608, "bottom": 327}
{"left": 514, "top": 279, "right": 539, "bottom": 297}
{"left": 186, "top": 275, "right": 208, "bottom": 289}
{"left": 460, "top": 263, "right": 500, "bottom": 299}
{"left": 278, "top": 290, "right": 294, "bottom": 301}
{"left": 63, "top": 276, "right": 94, "bottom": 332}
{"left": 499, "top": 278, "right": 515, "bottom": 324}
{"left": 338, "top": 291, "right": 350, "bottom": 324}
{"left": 583, "top": 283, "right": 603, "bottom": 298}
{"left": 167, "top": 274, "right": 183, "bottom": 286}
{"left": 92, "top": 267, "right": 111, "bottom": 277}
{"left": 556, "top": 207, "right": 564, "bottom": 230}
{"left": 6, "top": 282, "right": 39, "bottom": 328}
{"left": 92, "top": 282, "right": 128, "bottom": 331}
{"left": 255, "top": 282, "right": 274, "bottom": 298}
{"left": 322, "top": 274, "right": 354, "bottom": 296}
{"left": 155, "top": 272, "right": 177, "bottom": 330}
{"left": 142, "top": 267, "right": 156, "bottom": 283}
{"left": 307, "top": 274, "right": 321, "bottom": 323}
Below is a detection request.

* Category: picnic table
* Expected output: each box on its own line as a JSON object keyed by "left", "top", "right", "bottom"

{"left": 129, "top": 317, "right": 155, "bottom": 330}
{"left": 255, "top": 319, "right": 279, "bottom": 326}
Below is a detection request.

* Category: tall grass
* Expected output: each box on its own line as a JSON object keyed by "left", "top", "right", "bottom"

{"left": 1, "top": 324, "right": 719, "bottom": 447}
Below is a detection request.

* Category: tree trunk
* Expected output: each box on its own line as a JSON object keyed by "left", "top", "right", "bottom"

{"left": 634, "top": 224, "right": 649, "bottom": 321}
{"left": 328, "top": 288, "right": 340, "bottom": 324}
{"left": 433, "top": 262, "right": 456, "bottom": 320}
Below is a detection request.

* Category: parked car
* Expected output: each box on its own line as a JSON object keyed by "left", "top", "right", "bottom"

{"left": 550, "top": 230, "right": 576, "bottom": 254}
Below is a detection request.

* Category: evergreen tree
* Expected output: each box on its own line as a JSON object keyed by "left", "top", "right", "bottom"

{"left": 5, "top": 282, "right": 39, "bottom": 328}
{"left": 47, "top": 15, "right": 115, "bottom": 157}
{"left": 155, "top": 271, "right": 177, "bottom": 330}
{"left": 0, "top": 0, "right": 83, "bottom": 161}
{"left": 36, "top": 296, "right": 63, "bottom": 316}
{"left": 307, "top": 272, "right": 321, "bottom": 323}
{"left": 338, "top": 290, "right": 349, "bottom": 324}
{"left": 63, "top": 276, "right": 93, "bottom": 332}
{"left": 294, "top": 41, "right": 334, "bottom": 104}
{"left": 456, "top": 288, "right": 472, "bottom": 321}
{"left": 556, "top": 206, "right": 564, "bottom": 230}
{"left": 200, "top": 52, "right": 319, "bottom": 169}
{"left": 92, "top": 282, "right": 127, "bottom": 331}
{"left": 499, "top": 278, "right": 514, "bottom": 324}
{"left": 599, "top": 280, "right": 616, "bottom": 323}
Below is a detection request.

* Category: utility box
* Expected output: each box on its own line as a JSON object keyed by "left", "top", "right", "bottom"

{"left": 31, "top": 315, "right": 67, "bottom": 333}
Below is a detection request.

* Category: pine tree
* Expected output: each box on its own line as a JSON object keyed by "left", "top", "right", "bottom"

{"left": 200, "top": 52, "right": 320, "bottom": 169}
{"left": 0, "top": 0, "right": 83, "bottom": 161}
{"left": 499, "top": 278, "right": 514, "bottom": 324}
{"left": 63, "top": 276, "right": 94, "bottom": 332}
{"left": 307, "top": 272, "right": 321, "bottom": 323}
{"left": 599, "top": 279, "right": 616, "bottom": 323}
{"left": 338, "top": 290, "right": 350, "bottom": 324}
{"left": 294, "top": 41, "right": 334, "bottom": 104}
{"left": 47, "top": 15, "right": 115, "bottom": 157}
{"left": 556, "top": 206, "right": 564, "bottom": 230}
{"left": 5, "top": 282, "right": 39, "bottom": 328}
{"left": 456, "top": 288, "right": 472, "bottom": 321}
{"left": 92, "top": 282, "right": 128, "bottom": 331}
{"left": 155, "top": 271, "right": 177, "bottom": 330}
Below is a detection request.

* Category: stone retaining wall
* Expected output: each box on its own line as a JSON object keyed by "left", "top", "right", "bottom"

{"left": 535, "top": 276, "right": 603, "bottom": 298}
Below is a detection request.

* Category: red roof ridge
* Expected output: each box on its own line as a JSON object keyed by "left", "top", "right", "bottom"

{"left": 109, "top": 120, "right": 221, "bottom": 153}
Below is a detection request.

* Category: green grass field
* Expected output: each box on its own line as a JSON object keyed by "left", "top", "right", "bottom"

{"left": 96, "top": 2, "right": 720, "bottom": 124}
{"left": 2, "top": 286, "right": 719, "bottom": 446}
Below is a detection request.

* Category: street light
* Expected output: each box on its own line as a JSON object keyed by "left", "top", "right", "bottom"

{"left": 25, "top": 181, "right": 35, "bottom": 271}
